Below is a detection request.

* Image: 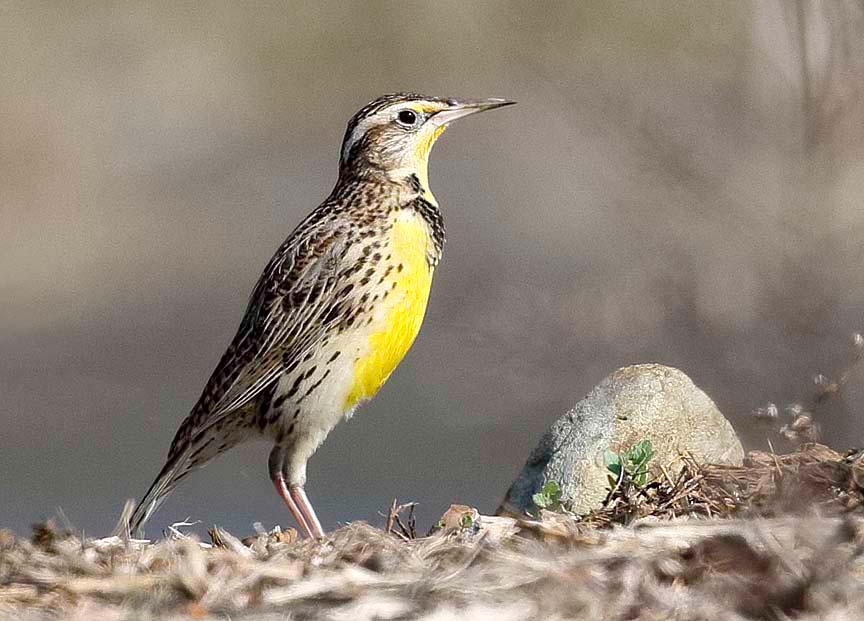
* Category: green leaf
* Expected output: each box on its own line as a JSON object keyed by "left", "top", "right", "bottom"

{"left": 532, "top": 480, "right": 563, "bottom": 511}
{"left": 605, "top": 440, "right": 655, "bottom": 490}
{"left": 605, "top": 450, "right": 623, "bottom": 480}
{"left": 541, "top": 480, "right": 561, "bottom": 501}
{"left": 532, "top": 492, "right": 548, "bottom": 508}
{"left": 628, "top": 439, "right": 655, "bottom": 466}
{"left": 626, "top": 439, "right": 654, "bottom": 486}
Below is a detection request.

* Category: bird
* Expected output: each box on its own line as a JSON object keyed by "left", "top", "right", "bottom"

{"left": 126, "top": 93, "right": 515, "bottom": 539}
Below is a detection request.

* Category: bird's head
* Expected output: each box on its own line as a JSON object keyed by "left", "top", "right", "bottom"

{"left": 338, "top": 93, "right": 514, "bottom": 195}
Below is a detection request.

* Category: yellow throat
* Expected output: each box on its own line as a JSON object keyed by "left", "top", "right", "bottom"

{"left": 413, "top": 122, "right": 447, "bottom": 202}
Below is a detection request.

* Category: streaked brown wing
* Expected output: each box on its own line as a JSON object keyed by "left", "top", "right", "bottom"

{"left": 182, "top": 223, "right": 349, "bottom": 443}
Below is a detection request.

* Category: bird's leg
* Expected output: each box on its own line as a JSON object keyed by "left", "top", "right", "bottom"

{"left": 273, "top": 474, "right": 317, "bottom": 539}
{"left": 268, "top": 445, "right": 314, "bottom": 538}
{"left": 289, "top": 485, "right": 325, "bottom": 539}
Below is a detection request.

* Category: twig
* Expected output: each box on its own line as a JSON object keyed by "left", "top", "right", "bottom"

{"left": 383, "top": 499, "right": 418, "bottom": 540}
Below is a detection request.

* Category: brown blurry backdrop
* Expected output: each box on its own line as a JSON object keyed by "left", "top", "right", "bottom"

{"left": 3, "top": 1, "right": 864, "bottom": 536}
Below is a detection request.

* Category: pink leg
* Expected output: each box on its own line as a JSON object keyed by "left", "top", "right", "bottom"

{"left": 271, "top": 472, "right": 315, "bottom": 539}
{"left": 290, "top": 486, "right": 325, "bottom": 539}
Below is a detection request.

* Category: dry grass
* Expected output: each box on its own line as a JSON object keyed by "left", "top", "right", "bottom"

{"left": 570, "top": 443, "right": 864, "bottom": 528}
{"left": 4, "top": 444, "right": 864, "bottom": 620}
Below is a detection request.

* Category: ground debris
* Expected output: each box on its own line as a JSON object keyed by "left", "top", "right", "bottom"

{"left": 548, "top": 442, "right": 864, "bottom": 530}
{"left": 4, "top": 445, "right": 864, "bottom": 619}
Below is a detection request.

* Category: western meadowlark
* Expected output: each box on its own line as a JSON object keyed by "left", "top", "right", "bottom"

{"left": 128, "top": 93, "right": 514, "bottom": 539}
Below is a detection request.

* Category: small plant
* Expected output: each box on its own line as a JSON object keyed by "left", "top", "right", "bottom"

{"left": 460, "top": 512, "right": 475, "bottom": 528}
{"left": 532, "top": 480, "right": 563, "bottom": 512}
{"left": 605, "top": 439, "right": 655, "bottom": 488}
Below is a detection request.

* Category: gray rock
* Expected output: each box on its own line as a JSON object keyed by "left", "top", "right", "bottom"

{"left": 498, "top": 364, "right": 744, "bottom": 516}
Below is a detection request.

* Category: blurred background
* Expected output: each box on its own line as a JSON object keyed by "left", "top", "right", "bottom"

{"left": 3, "top": 1, "right": 864, "bottom": 537}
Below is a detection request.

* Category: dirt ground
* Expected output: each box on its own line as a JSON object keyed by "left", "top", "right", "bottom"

{"left": 4, "top": 444, "right": 864, "bottom": 620}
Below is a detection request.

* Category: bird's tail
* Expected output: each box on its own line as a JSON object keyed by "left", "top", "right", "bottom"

{"left": 120, "top": 421, "right": 242, "bottom": 537}
{"left": 121, "top": 449, "right": 193, "bottom": 537}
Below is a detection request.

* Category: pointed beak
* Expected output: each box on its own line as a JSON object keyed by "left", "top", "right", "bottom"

{"left": 429, "top": 97, "right": 516, "bottom": 127}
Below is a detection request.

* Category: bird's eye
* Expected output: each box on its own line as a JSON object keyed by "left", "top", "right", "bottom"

{"left": 396, "top": 109, "right": 418, "bottom": 127}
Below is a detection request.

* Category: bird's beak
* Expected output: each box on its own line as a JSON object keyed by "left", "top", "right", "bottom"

{"left": 429, "top": 98, "right": 516, "bottom": 127}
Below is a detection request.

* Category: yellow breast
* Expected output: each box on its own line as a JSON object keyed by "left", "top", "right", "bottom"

{"left": 343, "top": 212, "right": 434, "bottom": 409}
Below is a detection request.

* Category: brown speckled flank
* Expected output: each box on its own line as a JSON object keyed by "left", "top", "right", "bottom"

{"left": 127, "top": 93, "right": 514, "bottom": 539}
